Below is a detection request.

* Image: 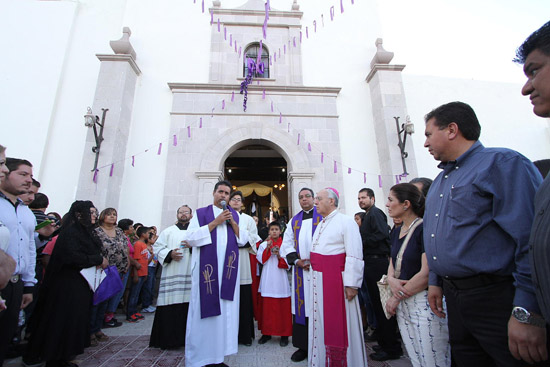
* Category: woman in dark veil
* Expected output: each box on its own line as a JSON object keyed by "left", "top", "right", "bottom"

{"left": 24, "top": 200, "right": 107, "bottom": 367}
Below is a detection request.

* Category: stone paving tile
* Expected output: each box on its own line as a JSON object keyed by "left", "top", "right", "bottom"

{"left": 6, "top": 309, "right": 412, "bottom": 367}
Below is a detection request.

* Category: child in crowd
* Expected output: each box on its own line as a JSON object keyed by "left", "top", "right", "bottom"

{"left": 126, "top": 226, "right": 152, "bottom": 322}
{"left": 256, "top": 221, "right": 292, "bottom": 347}
{"left": 141, "top": 227, "right": 158, "bottom": 313}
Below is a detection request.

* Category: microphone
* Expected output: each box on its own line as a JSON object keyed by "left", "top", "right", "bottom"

{"left": 220, "top": 200, "right": 232, "bottom": 225}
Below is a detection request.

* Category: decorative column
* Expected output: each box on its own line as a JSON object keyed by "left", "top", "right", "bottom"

{"left": 195, "top": 171, "right": 224, "bottom": 207}
{"left": 366, "top": 38, "right": 418, "bottom": 199}
{"left": 76, "top": 27, "right": 141, "bottom": 209}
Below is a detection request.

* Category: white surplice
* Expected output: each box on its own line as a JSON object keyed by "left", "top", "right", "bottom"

{"left": 185, "top": 205, "right": 249, "bottom": 367}
{"left": 238, "top": 213, "right": 260, "bottom": 285}
{"left": 153, "top": 225, "right": 192, "bottom": 306}
{"left": 257, "top": 240, "right": 291, "bottom": 298}
{"left": 308, "top": 209, "right": 368, "bottom": 367}
{"left": 280, "top": 213, "right": 314, "bottom": 317}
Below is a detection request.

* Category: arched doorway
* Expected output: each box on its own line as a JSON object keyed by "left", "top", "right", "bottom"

{"left": 224, "top": 144, "right": 289, "bottom": 225}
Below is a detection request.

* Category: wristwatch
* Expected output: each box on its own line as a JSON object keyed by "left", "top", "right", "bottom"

{"left": 511, "top": 306, "right": 546, "bottom": 328}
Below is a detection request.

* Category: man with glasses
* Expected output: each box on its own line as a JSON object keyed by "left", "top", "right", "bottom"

{"left": 149, "top": 205, "right": 194, "bottom": 349}
{"left": 280, "top": 188, "right": 321, "bottom": 362}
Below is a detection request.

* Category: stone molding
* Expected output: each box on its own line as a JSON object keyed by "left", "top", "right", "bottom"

{"left": 96, "top": 54, "right": 142, "bottom": 75}
{"left": 210, "top": 8, "right": 303, "bottom": 19}
{"left": 366, "top": 64, "right": 406, "bottom": 83}
{"left": 168, "top": 82, "right": 341, "bottom": 95}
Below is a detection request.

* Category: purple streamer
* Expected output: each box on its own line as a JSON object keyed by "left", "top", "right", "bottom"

{"left": 341, "top": 0, "right": 344, "bottom": 13}
{"left": 330, "top": 6, "right": 335, "bottom": 21}
{"left": 210, "top": 10, "right": 213, "bottom": 25}
{"left": 239, "top": 59, "right": 265, "bottom": 111}
{"left": 306, "top": 26, "right": 309, "bottom": 38}
{"left": 378, "top": 175, "right": 382, "bottom": 188}
{"left": 231, "top": 91, "right": 235, "bottom": 102}
{"left": 263, "top": 19, "right": 267, "bottom": 39}
{"left": 157, "top": 143, "right": 162, "bottom": 155}
{"left": 262, "top": 90, "right": 265, "bottom": 99}
{"left": 297, "top": 133, "right": 300, "bottom": 145}
{"left": 348, "top": 167, "right": 351, "bottom": 174}
{"left": 267, "top": 0, "right": 270, "bottom": 13}
{"left": 293, "top": 37, "right": 296, "bottom": 47}
{"left": 222, "top": 99, "right": 225, "bottom": 109}
{"left": 234, "top": 40, "right": 237, "bottom": 52}
{"left": 271, "top": 101, "right": 273, "bottom": 112}
{"left": 314, "top": 20, "right": 317, "bottom": 32}
{"left": 224, "top": 27, "right": 227, "bottom": 40}
{"left": 300, "top": 31, "right": 302, "bottom": 43}
{"left": 230, "top": 34, "right": 232, "bottom": 46}
{"left": 284, "top": 45, "right": 286, "bottom": 54}
{"left": 217, "top": 18, "right": 220, "bottom": 32}
{"left": 279, "top": 112, "right": 282, "bottom": 123}
{"left": 211, "top": 108, "right": 215, "bottom": 117}
{"left": 321, "top": 152, "right": 324, "bottom": 163}
{"left": 308, "top": 143, "right": 312, "bottom": 152}
{"left": 321, "top": 14, "right": 324, "bottom": 27}
{"left": 258, "top": 41, "right": 263, "bottom": 64}
{"left": 187, "top": 126, "right": 191, "bottom": 138}
{"left": 395, "top": 175, "right": 399, "bottom": 184}
{"left": 278, "top": 48, "right": 281, "bottom": 59}
{"left": 287, "top": 123, "right": 290, "bottom": 132}
{"left": 200, "top": 117, "right": 203, "bottom": 128}
{"left": 334, "top": 161, "right": 337, "bottom": 173}
{"left": 109, "top": 164, "right": 114, "bottom": 177}
{"left": 132, "top": 156, "right": 135, "bottom": 167}
{"left": 364, "top": 172, "right": 366, "bottom": 183}
{"left": 173, "top": 134, "right": 178, "bottom": 146}
{"left": 93, "top": 169, "right": 98, "bottom": 183}
{"left": 202, "top": 0, "right": 204, "bottom": 13}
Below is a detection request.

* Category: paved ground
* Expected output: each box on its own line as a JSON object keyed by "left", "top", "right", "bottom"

{"left": 6, "top": 310, "right": 412, "bottom": 367}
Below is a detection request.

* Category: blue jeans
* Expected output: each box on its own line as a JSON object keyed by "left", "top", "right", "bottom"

{"left": 90, "top": 300, "right": 109, "bottom": 334}
{"left": 106, "top": 271, "right": 129, "bottom": 314}
{"left": 140, "top": 265, "right": 157, "bottom": 309}
{"left": 127, "top": 276, "right": 145, "bottom": 317}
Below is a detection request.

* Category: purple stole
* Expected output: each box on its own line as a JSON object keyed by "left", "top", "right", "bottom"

{"left": 196, "top": 205, "right": 240, "bottom": 319}
{"left": 292, "top": 207, "right": 322, "bottom": 325}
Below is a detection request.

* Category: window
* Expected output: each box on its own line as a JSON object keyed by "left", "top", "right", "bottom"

{"left": 243, "top": 43, "right": 270, "bottom": 78}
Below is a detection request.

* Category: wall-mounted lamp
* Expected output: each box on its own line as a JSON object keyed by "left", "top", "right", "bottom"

{"left": 84, "top": 107, "right": 108, "bottom": 172}
{"left": 395, "top": 116, "right": 414, "bottom": 175}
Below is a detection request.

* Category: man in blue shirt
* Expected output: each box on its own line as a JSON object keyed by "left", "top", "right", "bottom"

{"left": 423, "top": 101, "right": 546, "bottom": 366}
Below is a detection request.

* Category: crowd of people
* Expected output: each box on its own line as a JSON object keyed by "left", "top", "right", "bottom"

{"left": 1, "top": 20, "right": 550, "bottom": 367}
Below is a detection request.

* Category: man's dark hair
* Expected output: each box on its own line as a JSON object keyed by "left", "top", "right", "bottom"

{"left": 6, "top": 158, "right": 32, "bottom": 172}
{"left": 177, "top": 205, "right": 192, "bottom": 215}
{"left": 533, "top": 159, "right": 550, "bottom": 179}
{"left": 359, "top": 188, "right": 375, "bottom": 199}
{"left": 424, "top": 101, "right": 481, "bottom": 141}
{"left": 230, "top": 190, "right": 243, "bottom": 200}
{"left": 133, "top": 222, "right": 143, "bottom": 230}
{"left": 299, "top": 187, "right": 314, "bottom": 197}
{"left": 118, "top": 218, "right": 134, "bottom": 231}
{"left": 29, "top": 193, "right": 49, "bottom": 209}
{"left": 32, "top": 178, "right": 40, "bottom": 188}
{"left": 214, "top": 180, "right": 232, "bottom": 192}
{"left": 514, "top": 21, "right": 550, "bottom": 64}
{"left": 136, "top": 226, "right": 150, "bottom": 238}
{"left": 268, "top": 221, "right": 282, "bottom": 230}
{"left": 409, "top": 177, "right": 433, "bottom": 197}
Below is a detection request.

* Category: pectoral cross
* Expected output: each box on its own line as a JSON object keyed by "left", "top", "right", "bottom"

{"left": 293, "top": 220, "right": 301, "bottom": 249}
{"left": 202, "top": 264, "right": 215, "bottom": 295}
{"left": 295, "top": 267, "right": 304, "bottom": 316}
{"left": 226, "top": 251, "right": 237, "bottom": 279}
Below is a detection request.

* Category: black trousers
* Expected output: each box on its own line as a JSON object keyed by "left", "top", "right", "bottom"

{"left": 292, "top": 315, "right": 308, "bottom": 351}
{"left": 363, "top": 256, "right": 401, "bottom": 354}
{"left": 238, "top": 284, "right": 254, "bottom": 344}
{"left": 0, "top": 278, "right": 23, "bottom": 366}
{"left": 444, "top": 277, "right": 550, "bottom": 367}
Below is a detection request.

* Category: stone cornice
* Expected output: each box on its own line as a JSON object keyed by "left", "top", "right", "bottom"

{"left": 195, "top": 171, "right": 224, "bottom": 179}
{"left": 96, "top": 54, "right": 142, "bottom": 75}
{"left": 366, "top": 64, "right": 406, "bottom": 83}
{"left": 288, "top": 172, "right": 315, "bottom": 181}
{"left": 210, "top": 7, "right": 303, "bottom": 19}
{"left": 168, "top": 83, "right": 341, "bottom": 95}
{"left": 221, "top": 21, "right": 301, "bottom": 28}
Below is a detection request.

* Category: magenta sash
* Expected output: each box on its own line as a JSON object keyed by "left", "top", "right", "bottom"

{"left": 291, "top": 208, "right": 321, "bottom": 325}
{"left": 310, "top": 252, "right": 348, "bottom": 367}
{"left": 196, "top": 205, "right": 240, "bottom": 319}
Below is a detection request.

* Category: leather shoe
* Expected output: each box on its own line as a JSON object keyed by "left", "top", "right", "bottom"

{"left": 370, "top": 350, "right": 402, "bottom": 361}
{"left": 372, "top": 345, "right": 382, "bottom": 352}
{"left": 258, "top": 335, "right": 271, "bottom": 344}
{"left": 291, "top": 349, "right": 307, "bottom": 362}
{"left": 280, "top": 336, "right": 289, "bottom": 347}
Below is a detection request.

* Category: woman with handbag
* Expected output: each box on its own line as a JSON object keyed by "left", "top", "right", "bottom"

{"left": 384, "top": 183, "right": 450, "bottom": 367}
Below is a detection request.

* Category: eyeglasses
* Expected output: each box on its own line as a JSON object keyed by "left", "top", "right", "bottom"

{"left": 230, "top": 197, "right": 242, "bottom": 202}
{"left": 179, "top": 211, "right": 191, "bottom": 215}
{"left": 299, "top": 194, "right": 312, "bottom": 199}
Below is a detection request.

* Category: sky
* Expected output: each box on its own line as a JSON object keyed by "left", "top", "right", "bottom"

{"left": 375, "top": 0, "right": 550, "bottom": 83}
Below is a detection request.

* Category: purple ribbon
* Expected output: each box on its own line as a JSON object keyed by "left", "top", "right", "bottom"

{"left": 173, "top": 134, "right": 178, "bottom": 146}
{"left": 201, "top": 0, "right": 204, "bottom": 13}
{"left": 187, "top": 126, "right": 191, "bottom": 138}
{"left": 239, "top": 59, "right": 265, "bottom": 111}
{"left": 292, "top": 208, "right": 322, "bottom": 325}
{"left": 271, "top": 101, "right": 273, "bottom": 112}
{"left": 109, "top": 164, "right": 114, "bottom": 177}
{"left": 330, "top": 6, "right": 335, "bottom": 21}
{"left": 333, "top": 160, "right": 337, "bottom": 173}
{"left": 131, "top": 156, "right": 135, "bottom": 167}
{"left": 297, "top": 133, "right": 300, "bottom": 145}
{"left": 199, "top": 117, "right": 202, "bottom": 128}
{"left": 364, "top": 172, "right": 366, "bottom": 183}
{"left": 340, "top": 0, "right": 344, "bottom": 13}
{"left": 308, "top": 143, "right": 311, "bottom": 152}
{"left": 378, "top": 175, "right": 382, "bottom": 188}
{"left": 321, "top": 152, "right": 324, "bottom": 163}
{"left": 93, "top": 169, "right": 98, "bottom": 183}
{"left": 231, "top": 91, "right": 235, "bottom": 102}
{"left": 157, "top": 142, "right": 162, "bottom": 155}
{"left": 348, "top": 167, "right": 351, "bottom": 174}
{"left": 196, "top": 205, "right": 240, "bottom": 319}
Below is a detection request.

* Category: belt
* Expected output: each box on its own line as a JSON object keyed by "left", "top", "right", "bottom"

{"left": 364, "top": 254, "right": 388, "bottom": 259}
{"left": 10, "top": 274, "right": 20, "bottom": 283}
{"left": 443, "top": 274, "right": 513, "bottom": 290}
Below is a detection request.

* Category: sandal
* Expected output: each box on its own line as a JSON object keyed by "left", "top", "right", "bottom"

{"left": 95, "top": 332, "right": 110, "bottom": 342}
{"left": 90, "top": 334, "right": 98, "bottom": 347}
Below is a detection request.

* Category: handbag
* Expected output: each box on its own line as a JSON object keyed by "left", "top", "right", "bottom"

{"left": 377, "top": 218, "right": 423, "bottom": 319}
{"left": 93, "top": 265, "right": 123, "bottom": 305}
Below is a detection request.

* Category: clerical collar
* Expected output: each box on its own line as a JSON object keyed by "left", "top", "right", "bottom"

{"left": 302, "top": 208, "right": 314, "bottom": 220}
{"left": 176, "top": 222, "right": 189, "bottom": 230}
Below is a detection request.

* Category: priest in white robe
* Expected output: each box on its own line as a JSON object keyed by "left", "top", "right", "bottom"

{"left": 150, "top": 205, "right": 193, "bottom": 349}
{"left": 185, "top": 181, "right": 249, "bottom": 367}
{"left": 280, "top": 187, "right": 321, "bottom": 363}
{"left": 309, "top": 188, "right": 367, "bottom": 367}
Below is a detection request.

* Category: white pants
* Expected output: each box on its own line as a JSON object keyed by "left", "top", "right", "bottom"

{"left": 396, "top": 290, "right": 451, "bottom": 367}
